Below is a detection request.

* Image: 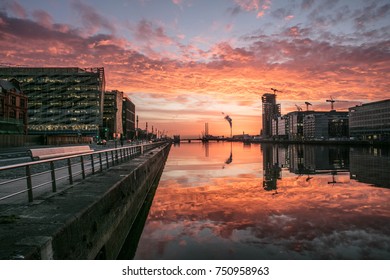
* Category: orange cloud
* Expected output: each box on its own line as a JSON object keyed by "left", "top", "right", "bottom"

{"left": 0, "top": 6, "right": 389, "bottom": 138}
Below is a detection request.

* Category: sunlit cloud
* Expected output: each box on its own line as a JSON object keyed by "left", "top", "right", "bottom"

{"left": 231, "top": 0, "right": 271, "bottom": 18}
{"left": 0, "top": 1, "right": 389, "bottom": 137}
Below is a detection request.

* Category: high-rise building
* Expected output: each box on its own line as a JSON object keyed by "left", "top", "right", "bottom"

{"left": 0, "top": 67, "right": 105, "bottom": 136}
{"left": 349, "top": 99, "right": 390, "bottom": 141}
{"left": 122, "top": 97, "right": 135, "bottom": 140}
{"left": 103, "top": 90, "right": 123, "bottom": 140}
{"left": 261, "top": 93, "right": 280, "bottom": 138}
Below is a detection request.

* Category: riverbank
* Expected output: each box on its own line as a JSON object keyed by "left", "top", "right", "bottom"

{"left": 240, "top": 139, "right": 389, "bottom": 147}
{"left": 0, "top": 142, "right": 171, "bottom": 259}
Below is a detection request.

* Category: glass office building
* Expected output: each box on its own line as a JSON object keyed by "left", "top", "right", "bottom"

{"left": 349, "top": 99, "right": 390, "bottom": 141}
{"left": 0, "top": 67, "right": 105, "bottom": 136}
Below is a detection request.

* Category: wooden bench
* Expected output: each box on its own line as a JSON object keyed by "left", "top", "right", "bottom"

{"left": 29, "top": 145, "right": 94, "bottom": 160}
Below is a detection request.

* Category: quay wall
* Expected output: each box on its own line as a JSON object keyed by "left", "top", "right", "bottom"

{"left": 0, "top": 142, "right": 171, "bottom": 259}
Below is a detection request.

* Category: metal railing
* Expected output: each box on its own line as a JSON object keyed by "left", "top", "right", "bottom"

{"left": 0, "top": 141, "right": 166, "bottom": 203}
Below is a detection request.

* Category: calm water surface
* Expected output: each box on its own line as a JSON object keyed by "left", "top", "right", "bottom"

{"left": 133, "top": 142, "right": 390, "bottom": 259}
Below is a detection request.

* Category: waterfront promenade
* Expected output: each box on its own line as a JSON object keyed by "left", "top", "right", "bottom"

{"left": 0, "top": 141, "right": 171, "bottom": 259}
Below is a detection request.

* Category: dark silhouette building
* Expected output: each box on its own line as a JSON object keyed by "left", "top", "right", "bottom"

{"left": 262, "top": 93, "right": 280, "bottom": 138}
{"left": 103, "top": 90, "right": 123, "bottom": 140}
{"left": 122, "top": 97, "right": 135, "bottom": 140}
{"left": 0, "top": 79, "right": 28, "bottom": 134}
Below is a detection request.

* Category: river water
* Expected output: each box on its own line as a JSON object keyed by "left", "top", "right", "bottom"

{"left": 132, "top": 142, "right": 390, "bottom": 260}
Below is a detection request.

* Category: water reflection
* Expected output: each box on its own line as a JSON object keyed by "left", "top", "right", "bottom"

{"left": 132, "top": 142, "right": 390, "bottom": 260}
{"left": 262, "top": 144, "right": 352, "bottom": 192}
{"left": 350, "top": 147, "right": 390, "bottom": 188}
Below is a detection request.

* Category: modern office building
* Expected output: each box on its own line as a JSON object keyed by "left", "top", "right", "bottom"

{"left": 262, "top": 93, "right": 280, "bottom": 138}
{"left": 103, "top": 90, "right": 123, "bottom": 140}
{"left": 303, "top": 111, "right": 349, "bottom": 140}
{"left": 285, "top": 111, "right": 307, "bottom": 140}
{"left": 122, "top": 97, "right": 135, "bottom": 140}
{"left": 272, "top": 115, "right": 288, "bottom": 139}
{"left": 349, "top": 99, "right": 390, "bottom": 141}
{"left": 0, "top": 79, "right": 28, "bottom": 134}
{"left": 0, "top": 67, "right": 105, "bottom": 136}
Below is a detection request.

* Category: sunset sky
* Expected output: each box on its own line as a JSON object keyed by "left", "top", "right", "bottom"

{"left": 1, "top": 0, "right": 389, "bottom": 137}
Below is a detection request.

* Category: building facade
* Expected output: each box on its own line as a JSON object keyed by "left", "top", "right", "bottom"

{"left": 349, "top": 99, "right": 390, "bottom": 141}
{"left": 272, "top": 116, "right": 288, "bottom": 139}
{"left": 103, "top": 90, "right": 123, "bottom": 140}
{"left": 286, "top": 111, "right": 306, "bottom": 140}
{"left": 303, "top": 111, "right": 349, "bottom": 140}
{"left": 0, "top": 67, "right": 105, "bottom": 136}
{"left": 262, "top": 93, "right": 280, "bottom": 138}
{"left": 0, "top": 79, "right": 28, "bottom": 134}
{"left": 122, "top": 97, "right": 135, "bottom": 140}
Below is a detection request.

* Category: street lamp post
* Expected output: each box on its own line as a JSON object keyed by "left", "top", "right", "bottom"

{"left": 114, "top": 107, "right": 118, "bottom": 148}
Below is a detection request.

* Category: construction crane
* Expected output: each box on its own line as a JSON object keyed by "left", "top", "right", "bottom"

{"left": 271, "top": 88, "right": 281, "bottom": 95}
{"left": 305, "top": 102, "right": 312, "bottom": 111}
{"left": 295, "top": 104, "right": 303, "bottom": 111}
{"left": 326, "top": 97, "right": 349, "bottom": 110}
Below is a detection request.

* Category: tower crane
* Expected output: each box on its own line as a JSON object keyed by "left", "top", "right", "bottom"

{"left": 305, "top": 102, "right": 312, "bottom": 111}
{"left": 271, "top": 88, "right": 281, "bottom": 95}
{"left": 295, "top": 104, "right": 303, "bottom": 111}
{"left": 326, "top": 97, "right": 349, "bottom": 110}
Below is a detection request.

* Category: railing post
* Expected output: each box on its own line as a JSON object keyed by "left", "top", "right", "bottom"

{"left": 106, "top": 151, "right": 109, "bottom": 168}
{"left": 26, "top": 165, "right": 33, "bottom": 202}
{"left": 67, "top": 158, "right": 73, "bottom": 185}
{"left": 90, "top": 154, "right": 95, "bottom": 174}
{"left": 50, "top": 161, "right": 57, "bottom": 193}
{"left": 141, "top": 145, "right": 144, "bottom": 155}
{"left": 99, "top": 153, "right": 103, "bottom": 172}
{"left": 80, "top": 156, "right": 86, "bottom": 179}
{"left": 111, "top": 151, "right": 115, "bottom": 165}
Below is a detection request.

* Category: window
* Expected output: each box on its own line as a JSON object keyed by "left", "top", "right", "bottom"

{"left": 9, "top": 110, "right": 16, "bottom": 118}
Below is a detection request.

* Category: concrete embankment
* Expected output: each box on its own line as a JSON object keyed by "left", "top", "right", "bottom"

{"left": 0, "top": 142, "right": 171, "bottom": 259}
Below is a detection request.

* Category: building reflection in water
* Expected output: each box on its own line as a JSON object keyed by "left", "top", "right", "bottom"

{"left": 262, "top": 143, "right": 390, "bottom": 189}
{"left": 262, "top": 144, "right": 351, "bottom": 192}
{"left": 350, "top": 146, "right": 390, "bottom": 188}
{"left": 262, "top": 144, "right": 282, "bottom": 194}
{"left": 133, "top": 142, "right": 390, "bottom": 260}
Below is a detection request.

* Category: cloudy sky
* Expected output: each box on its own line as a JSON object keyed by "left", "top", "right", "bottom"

{"left": 1, "top": 0, "right": 389, "bottom": 137}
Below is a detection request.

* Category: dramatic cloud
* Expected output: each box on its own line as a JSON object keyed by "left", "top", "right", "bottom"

{"left": 133, "top": 19, "right": 174, "bottom": 45}
{"left": 231, "top": 0, "right": 271, "bottom": 17}
{"left": 71, "top": 0, "right": 116, "bottom": 34}
{"left": 0, "top": 1, "right": 389, "bottom": 136}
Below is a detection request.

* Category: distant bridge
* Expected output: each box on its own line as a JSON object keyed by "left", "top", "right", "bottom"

{"left": 178, "top": 137, "right": 229, "bottom": 143}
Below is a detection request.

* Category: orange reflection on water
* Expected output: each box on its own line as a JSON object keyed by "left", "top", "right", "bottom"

{"left": 135, "top": 143, "right": 390, "bottom": 259}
